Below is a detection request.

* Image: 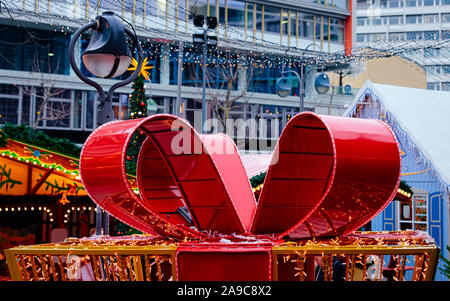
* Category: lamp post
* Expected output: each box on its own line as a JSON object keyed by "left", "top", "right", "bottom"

{"left": 276, "top": 70, "right": 304, "bottom": 112}
{"left": 69, "top": 11, "right": 143, "bottom": 235}
{"left": 192, "top": 15, "right": 217, "bottom": 133}
{"left": 276, "top": 43, "right": 323, "bottom": 112}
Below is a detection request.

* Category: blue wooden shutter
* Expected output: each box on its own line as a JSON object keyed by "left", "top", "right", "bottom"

{"left": 428, "top": 192, "right": 442, "bottom": 247}
{"left": 382, "top": 201, "right": 396, "bottom": 231}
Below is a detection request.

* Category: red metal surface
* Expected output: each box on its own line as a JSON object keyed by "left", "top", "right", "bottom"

{"left": 252, "top": 112, "right": 401, "bottom": 238}
{"left": 80, "top": 113, "right": 400, "bottom": 240}
{"left": 80, "top": 114, "right": 256, "bottom": 238}
{"left": 176, "top": 243, "right": 273, "bottom": 281}
{"left": 80, "top": 117, "right": 193, "bottom": 238}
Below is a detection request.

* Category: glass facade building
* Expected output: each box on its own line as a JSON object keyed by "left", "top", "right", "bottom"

{"left": 0, "top": 0, "right": 354, "bottom": 149}
{"left": 356, "top": 0, "right": 450, "bottom": 91}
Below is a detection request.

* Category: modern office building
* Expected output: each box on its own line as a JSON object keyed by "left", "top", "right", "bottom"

{"left": 0, "top": 0, "right": 355, "bottom": 149}
{"left": 355, "top": 0, "right": 450, "bottom": 91}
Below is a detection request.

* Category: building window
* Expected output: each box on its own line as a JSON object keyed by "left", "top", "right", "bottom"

{"left": 427, "top": 82, "right": 439, "bottom": 90}
{"left": 227, "top": 0, "right": 245, "bottom": 28}
{"left": 424, "top": 65, "right": 439, "bottom": 74}
{"left": 406, "top": 31, "right": 422, "bottom": 40}
{"left": 368, "top": 32, "right": 384, "bottom": 41}
{"left": 398, "top": 193, "right": 428, "bottom": 231}
{"left": 264, "top": 5, "right": 281, "bottom": 34}
{"left": 406, "top": 0, "right": 421, "bottom": 6}
{"left": 442, "top": 14, "right": 450, "bottom": 23}
{"left": 315, "top": 14, "right": 323, "bottom": 42}
{"left": 388, "top": 15, "right": 404, "bottom": 25}
{"left": 388, "top": 0, "right": 404, "bottom": 7}
{"left": 443, "top": 82, "right": 450, "bottom": 91}
{"left": 0, "top": 98, "right": 19, "bottom": 125}
{"left": 300, "top": 13, "right": 315, "bottom": 39}
{"left": 0, "top": 26, "right": 70, "bottom": 75}
{"left": 357, "top": 17, "right": 367, "bottom": 26}
{"left": 334, "top": 0, "right": 348, "bottom": 9}
{"left": 371, "top": 17, "right": 383, "bottom": 25}
{"left": 389, "top": 32, "right": 405, "bottom": 40}
{"left": 281, "top": 9, "right": 289, "bottom": 42}
{"left": 357, "top": 34, "right": 365, "bottom": 43}
{"left": 424, "top": 31, "right": 439, "bottom": 40}
{"left": 423, "top": 14, "right": 438, "bottom": 23}
{"left": 424, "top": 48, "right": 439, "bottom": 57}
{"left": 406, "top": 15, "right": 422, "bottom": 24}
{"left": 0, "top": 84, "right": 20, "bottom": 125}
{"left": 45, "top": 98, "right": 72, "bottom": 128}
{"left": 189, "top": 0, "right": 208, "bottom": 16}
{"left": 326, "top": 18, "right": 344, "bottom": 43}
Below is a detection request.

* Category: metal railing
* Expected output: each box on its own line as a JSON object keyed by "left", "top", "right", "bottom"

{"left": 4, "top": 231, "right": 440, "bottom": 281}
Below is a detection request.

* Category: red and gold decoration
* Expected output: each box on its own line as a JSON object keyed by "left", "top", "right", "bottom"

{"left": 3, "top": 113, "right": 440, "bottom": 281}
{"left": 4, "top": 230, "right": 439, "bottom": 281}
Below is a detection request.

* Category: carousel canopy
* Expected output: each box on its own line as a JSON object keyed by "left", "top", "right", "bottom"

{"left": 346, "top": 80, "right": 450, "bottom": 187}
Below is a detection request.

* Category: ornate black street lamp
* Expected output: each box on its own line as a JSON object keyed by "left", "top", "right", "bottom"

{"left": 68, "top": 11, "right": 143, "bottom": 234}
{"left": 69, "top": 11, "right": 143, "bottom": 126}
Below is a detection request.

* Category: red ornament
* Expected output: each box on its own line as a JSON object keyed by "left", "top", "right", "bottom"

{"left": 140, "top": 102, "right": 145, "bottom": 106}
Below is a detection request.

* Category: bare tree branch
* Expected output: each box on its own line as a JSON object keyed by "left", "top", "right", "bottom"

{"left": 16, "top": 51, "right": 69, "bottom": 129}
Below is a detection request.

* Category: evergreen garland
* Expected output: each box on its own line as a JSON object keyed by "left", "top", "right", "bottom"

{"left": 399, "top": 180, "right": 414, "bottom": 196}
{"left": 0, "top": 123, "right": 81, "bottom": 158}
{"left": 250, "top": 172, "right": 266, "bottom": 187}
{"left": 113, "top": 220, "right": 143, "bottom": 236}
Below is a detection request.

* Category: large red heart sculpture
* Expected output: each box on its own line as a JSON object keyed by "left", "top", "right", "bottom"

{"left": 80, "top": 112, "right": 400, "bottom": 240}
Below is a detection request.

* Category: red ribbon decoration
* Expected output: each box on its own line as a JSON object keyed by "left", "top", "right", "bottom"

{"left": 80, "top": 112, "right": 400, "bottom": 240}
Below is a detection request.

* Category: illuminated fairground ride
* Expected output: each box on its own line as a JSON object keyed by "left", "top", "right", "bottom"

{"left": 5, "top": 112, "right": 440, "bottom": 281}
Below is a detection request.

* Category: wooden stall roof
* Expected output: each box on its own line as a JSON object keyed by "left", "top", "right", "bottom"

{"left": 0, "top": 139, "right": 86, "bottom": 197}
{"left": 0, "top": 139, "right": 139, "bottom": 198}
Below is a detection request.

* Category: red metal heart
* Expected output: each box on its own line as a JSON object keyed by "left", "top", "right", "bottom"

{"left": 80, "top": 112, "right": 400, "bottom": 239}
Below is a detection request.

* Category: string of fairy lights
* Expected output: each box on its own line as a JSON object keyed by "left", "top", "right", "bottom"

{"left": 0, "top": 205, "right": 55, "bottom": 222}
{"left": 1, "top": 0, "right": 449, "bottom": 71}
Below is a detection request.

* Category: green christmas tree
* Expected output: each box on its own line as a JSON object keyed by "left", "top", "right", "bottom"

{"left": 125, "top": 57, "right": 154, "bottom": 175}
{"left": 125, "top": 74, "right": 149, "bottom": 176}
{"left": 129, "top": 74, "right": 148, "bottom": 119}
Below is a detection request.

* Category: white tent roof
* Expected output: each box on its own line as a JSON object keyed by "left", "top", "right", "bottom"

{"left": 240, "top": 153, "right": 272, "bottom": 178}
{"left": 346, "top": 80, "right": 450, "bottom": 186}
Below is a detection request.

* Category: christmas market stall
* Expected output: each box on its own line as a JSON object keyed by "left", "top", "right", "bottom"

{"left": 0, "top": 125, "right": 95, "bottom": 261}
{"left": 345, "top": 80, "right": 450, "bottom": 280}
